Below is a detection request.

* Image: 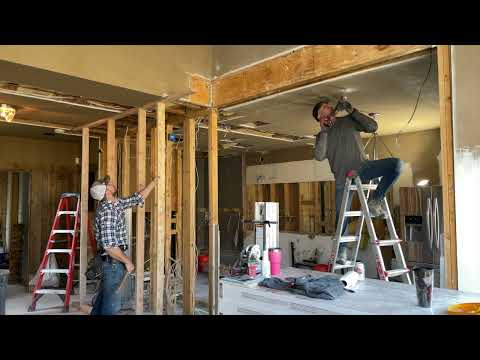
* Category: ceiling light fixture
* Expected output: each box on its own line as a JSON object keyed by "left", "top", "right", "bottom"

{"left": 0, "top": 104, "right": 16, "bottom": 122}
{"left": 417, "top": 179, "right": 430, "bottom": 187}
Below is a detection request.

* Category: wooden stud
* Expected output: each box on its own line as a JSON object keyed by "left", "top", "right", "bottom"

{"left": 136, "top": 109, "right": 146, "bottom": 314}
{"left": 80, "top": 127, "right": 89, "bottom": 303}
{"left": 208, "top": 109, "right": 219, "bottom": 315}
{"left": 155, "top": 103, "right": 166, "bottom": 314}
{"left": 107, "top": 119, "right": 117, "bottom": 185}
{"left": 176, "top": 147, "right": 183, "bottom": 265}
{"left": 165, "top": 124, "right": 174, "bottom": 282}
{"left": 183, "top": 116, "right": 196, "bottom": 315}
{"left": 149, "top": 127, "right": 158, "bottom": 310}
{"left": 437, "top": 45, "right": 457, "bottom": 289}
{"left": 241, "top": 153, "right": 247, "bottom": 235}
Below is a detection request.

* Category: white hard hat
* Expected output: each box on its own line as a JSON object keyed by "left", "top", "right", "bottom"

{"left": 90, "top": 181, "right": 107, "bottom": 201}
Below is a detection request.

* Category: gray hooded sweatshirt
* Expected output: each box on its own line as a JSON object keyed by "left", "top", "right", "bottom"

{"left": 314, "top": 110, "right": 378, "bottom": 185}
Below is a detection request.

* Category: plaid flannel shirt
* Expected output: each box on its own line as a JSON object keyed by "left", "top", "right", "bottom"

{"left": 94, "top": 192, "right": 145, "bottom": 249}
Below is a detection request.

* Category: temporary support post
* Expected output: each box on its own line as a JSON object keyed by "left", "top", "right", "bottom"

{"left": 150, "top": 127, "right": 158, "bottom": 310}
{"left": 183, "top": 116, "right": 196, "bottom": 315}
{"left": 176, "top": 147, "right": 183, "bottom": 268}
{"left": 208, "top": 109, "right": 219, "bottom": 315}
{"left": 107, "top": 119, "right": 117, "bottom": 185}
{"left": 80, "top": 127, "right": 89, "bottom": 303}
{"left": 165, "top": 124, "right": 174, "bottom": 278}
{"left": 136, "top": 109, "right": 146, "bottom": 314}
{"left": 154, "top": 102, "right": 166, "bottom": 314}
{"left": 122, "top": 135, "right": 132, "bottom": 257}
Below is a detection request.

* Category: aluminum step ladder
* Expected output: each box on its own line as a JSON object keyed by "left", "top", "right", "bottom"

{"left": 29, "top": 193, "right": 96, "bottom": 312}
{"left": 328, "top": 171, "right": 412, "bottom": 284}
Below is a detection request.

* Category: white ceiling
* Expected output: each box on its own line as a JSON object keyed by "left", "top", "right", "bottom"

{"left": 205, "top": 50, "right": 439, "bottom": 154}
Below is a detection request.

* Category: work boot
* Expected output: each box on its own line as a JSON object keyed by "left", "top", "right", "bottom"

{"left": 336, "top": 246, "right": 348, "bottom": 265}
{"left": 368, "top": 199, "right": 384, "bottom": 218}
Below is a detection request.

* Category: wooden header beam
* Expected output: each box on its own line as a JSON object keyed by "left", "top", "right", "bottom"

{"left": 212, "top": 45, "right": 433, "bottom": 108}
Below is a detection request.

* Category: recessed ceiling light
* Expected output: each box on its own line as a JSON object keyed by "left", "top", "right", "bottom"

{"left": 0, "top": 104, "right": 16, "bottom": 122}
{"left": 54, "top": 128, "right": 66, "bottom": 134}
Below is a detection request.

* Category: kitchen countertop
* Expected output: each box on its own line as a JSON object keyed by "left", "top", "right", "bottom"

{"left": 220, "top": 267, "right": 480, "bottom": 315}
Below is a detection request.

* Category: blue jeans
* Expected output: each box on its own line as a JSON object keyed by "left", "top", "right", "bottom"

{"left": 335, "top": 158, "right": 403, "bottom": 248}
{"left": 91, "top": 260, "right": 125, "bottom": 315}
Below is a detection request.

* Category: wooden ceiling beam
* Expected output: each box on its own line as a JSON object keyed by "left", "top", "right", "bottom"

{"left": 212, "top": 45, "right": 434, "bottom": 108}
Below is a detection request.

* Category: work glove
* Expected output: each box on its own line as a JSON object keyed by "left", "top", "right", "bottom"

{"left": 336, "top": 99, "right": 354, "bottom": 114}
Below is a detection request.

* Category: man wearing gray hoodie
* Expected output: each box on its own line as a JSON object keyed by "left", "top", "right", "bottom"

{"left": 313, "top": 97, "right": 403, "bottom": 265}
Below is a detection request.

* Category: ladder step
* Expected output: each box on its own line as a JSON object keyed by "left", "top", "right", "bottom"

{"left": 375, "top": 239, "right": 402, "bottom": 247}
{"left": 58, "top": 211, "right": 77, "bottom": 215}
{"left": 339, "top": 236, "right": 359, "bottom": 243}
{"left": 49, "top": 240, "right": 69, "bottom": 244}
{"left": 344, "top": 211, "right": 363, "bottom": 217}
{"left": 47, "top": 249, "right": 72, "bottom": 254}
{"left": 385, "top": 268, "right": 410, "bottom": 278}
{"left": 35, "top": 289, "right": 67, "bottom": 295}
{"left": 41, "top": 269, "right": 70, "bottom": 274}
{"left": 333, "top": 262, "right": 356, "bottom": 270}
{"left": 348, "top": 184, "right": 377, "bottom": 191}
{"left": 52, "top": 230, "right": 75, "bottom": 234}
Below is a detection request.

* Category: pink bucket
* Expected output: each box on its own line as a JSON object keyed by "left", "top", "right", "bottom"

{"left": 268, "top": 248, "right": 282, "bottom": 276}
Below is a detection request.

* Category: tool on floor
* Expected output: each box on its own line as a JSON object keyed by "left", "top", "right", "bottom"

{"left": 328, "top": 171, "right": 412, "bottom": 284}
{"left": 28, "top": 193, "right": 96, "bottom": 312}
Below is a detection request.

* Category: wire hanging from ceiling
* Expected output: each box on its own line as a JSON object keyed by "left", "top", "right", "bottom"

{"left": 395, "top": 48, "right": 434, "bottom": 143}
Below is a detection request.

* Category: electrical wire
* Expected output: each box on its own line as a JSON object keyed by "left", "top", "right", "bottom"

{"left": 396, "top": 48, "right": 434, "bottom": 138}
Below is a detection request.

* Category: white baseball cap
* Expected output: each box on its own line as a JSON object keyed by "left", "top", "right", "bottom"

{"left": 90, "top": 176, "right": 110, "bottom": 201}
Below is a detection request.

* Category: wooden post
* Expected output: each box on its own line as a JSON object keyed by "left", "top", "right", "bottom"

{"left": 242, "top": 153, "right": 247, "bottom": 236}
{"left": 80, "top": 127, "right": 89, "bottom": 303}
{"left": 176, "top": 147, "right": 183, "bottom": 266}
{"left": 107, "top": 119, "right": 117, "bottom": 185}
{"left": 165, "top": 124, "right": 174, "bottom": 279}
{"left": 136, "top": 109, "right": 146, "bottom": 314}
{"left": 183, "top": 116, "right": 196, "bottom": 315}
{"left": 437, "top": 45, "right": 457, "bottom": 289}
{"left": 208, "top": 109, "right": 219, "bottom": 315}
{"left": 122, "top": 135, "right": 132, "bottom": 257}
{"left": 149, "top": 127, "right": 158, "bottom": 310}
{"left": 155, "top": 102, "right": 166, "bottom": 314}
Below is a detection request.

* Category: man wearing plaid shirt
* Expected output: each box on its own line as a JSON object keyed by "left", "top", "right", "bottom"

{"left": 89, "top": 175, "right": 157, "bottom": 315}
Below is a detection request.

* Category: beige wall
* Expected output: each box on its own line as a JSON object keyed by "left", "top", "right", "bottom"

{"left": 0, "top": 46, "right": 212, "bottom": 96}
{"left": 246, "top": 129, "right": 441, "bottom": 185}
{"left": 364, "top": 129, "right": 441, "bottom": 186}
{"left": 0, "top": 135, "right": 98, "bottom": 279}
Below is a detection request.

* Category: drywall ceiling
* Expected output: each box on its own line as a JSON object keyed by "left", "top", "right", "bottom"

{"left": 203, "top": 51, "right": 439, "bottom": 155}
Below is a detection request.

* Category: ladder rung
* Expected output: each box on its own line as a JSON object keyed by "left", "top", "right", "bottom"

{"left": 385, "top": 268, "right": 410, "bottom": 278}
{"left": 333, "top": 262, "right": 356, "bottom": 270}
{"left": 375, "top": 239, "right": 402, "bottom": 247}
{"left": 47, "top": 249, "right": 72, "bottom": 254}
{"left": 344, "top": 211, "right": 363, "bottom": 217}
{"left": 52, "top": 230, "right": 75, "bottom": 234}
{"left": 58, "top": 211, "right": 77, "bottom": 215}
{"left": 49, "top": 240, "right": 68, "bottom": 244}
{"left": 41, "top": 269, "right": 70, "bottom": 274}
{"left": 35, "top": 289, "right": 67, "bottom": 295}
{"left": 339, "top": 236, "right": 359, "bottom": 243}
{"left": 348, "top": 184, "right": 378, "bottom": 191}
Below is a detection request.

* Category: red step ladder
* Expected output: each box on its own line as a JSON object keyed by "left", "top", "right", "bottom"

{"left": 28, "top": 193, "right": 96, "bottom": 313}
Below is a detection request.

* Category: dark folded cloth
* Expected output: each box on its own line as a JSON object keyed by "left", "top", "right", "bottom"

{"left": 259, "top": 275, "right": 345, "bottom": 300}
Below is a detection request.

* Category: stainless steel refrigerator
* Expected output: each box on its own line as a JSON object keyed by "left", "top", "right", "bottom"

{"left": 403, "top": 186, "right": 444, "bottom": 288}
